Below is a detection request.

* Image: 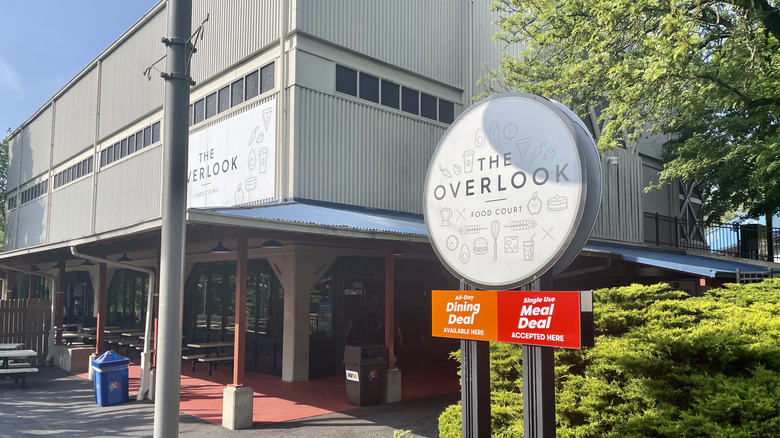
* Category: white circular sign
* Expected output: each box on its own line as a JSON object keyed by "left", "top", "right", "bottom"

{"left": 424, "top": 93, "right": 600, "bottom": 289}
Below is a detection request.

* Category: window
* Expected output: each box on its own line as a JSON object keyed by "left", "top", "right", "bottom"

{"left": 152, "top": 122, "right": 161, "bottom": 143}
{"left": 421, "top": 93, "right": 437, "bottom": 120}
{"left": 336, "top": 65, "right": 357, "bottom": 96}
{"left": 260, "top": 62, "right": 275, "bottom": 93}
{"left": 381, "top": 80, "right": 400, "bottom": 109}
{"left": 359, "top": 72, "right": 379, "bottom": 103}
{"left": 231, "top": 78, "right": 244, "bottom": 107}
{"left": 120, "top": 139, "right": 128, "bottom": 158}
{"left": 245, "top": 71, "right": 259, "bottom": 100}
{"left": 113, "top": 142, "right": 121, "bottom": 161}
{"left": 144, "top": 127, "right": 152, "bottom": 147}
{"left": 193, "top": 98, "right": 205, "bottom": 124}
{"left": 88, "top": 157, "right": 93, "bottom": 173}
{"left": 136, "top": 129, "right": 144, "bottom": 147}
{"left": 188, "top": 104, "right": 194, "bottom": 126}
{"left": 205, "top": 92, "right": 217, "bottom": 119}
{"left": 439, "top": 100, "right": 455, "bottom": 124}
{"left": 402, "top": 87, "right": 419, "bottom": 115}
{"left": 218, "top": 85, "right": 230, "bottom": 113}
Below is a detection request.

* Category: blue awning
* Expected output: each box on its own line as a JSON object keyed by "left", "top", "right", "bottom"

{"left": 585, "top": 241, "right": 770, "bottom": 278}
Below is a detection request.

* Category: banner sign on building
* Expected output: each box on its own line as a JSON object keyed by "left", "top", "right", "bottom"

{"left": 187, "top": 99, "right": 276, "bottom": 208}
{"left": 431, "top": 290, "right": 591, "bottom": 349}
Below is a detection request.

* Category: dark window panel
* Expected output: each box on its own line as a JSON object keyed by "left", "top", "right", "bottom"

{"left": 188, "top": 104, "right": 193, "bottom": 126}
{"left": 218, "top": 85, "right": 230, "bottom": 113}
{"left": 106, "top": 146, "right": 114, "bottom": 164}
{"left": 88, "top": 157, "right": 93, "bottom": 173}
{"left": 245, "top": 71, "right": 259, "bottom": 100}
{"left": 113, "top": 142, "right": 121, "bottom": 161}
{"left": 77, "top": 162, "right": 83, "bottom": 178}
{"left": 439, "top": 99, "right": 455, "bottom": 124}
{"left": 205, "top": 92, "right": 217, "bottom": 119}
{"left": 144, "top": 127, "right": 152, "bottom": 147}
{"left": 152, "top": 122, "right": 161, "bottom": 143}
{"left": 231, "top": 78, "right": 244, "bottom": 107}
{"left": 421, "top": 93, "right": 437, "bottom": 120}
{"left": 401, "top": 87, "right": 419, "bottom": 115}
{"left": 136, "top": 130, "right": 144, "bottom": 148}
{"left": 120, "top": 139, "right": 128, "bottom": 158}
{"left": 127, "top": 134, "right": 135, "bottom": 154}
{"left": 260, "top": 62, "right": 275, "bottom": 93}
{"left": 193, "top": 99, "right": 205, "bottom": 124}
{"left": 381, "top": 80, "right": 400, "bottom": 109}
{"left": 359, "top": 72, "right": 379, "bottom": 103}
{"left": 100, "top": 150, "right": 106, "bottom": 167}
{"left": 335, "top": 65, "right": 357, "bottom": 96}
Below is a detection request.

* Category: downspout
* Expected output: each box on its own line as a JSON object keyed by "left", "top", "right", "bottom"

{"left": 71, "top": 246, "right": 157, "bottom": 401}
{"left": 0, "top": 264, "right": 56, "bottom": 362}
{"left": 279, "top": 0, "right": 289, "bottom": 199}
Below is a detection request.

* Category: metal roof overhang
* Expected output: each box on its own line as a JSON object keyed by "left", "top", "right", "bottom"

{"left": 585, "top": 241, "right": 771, "bottom": 278}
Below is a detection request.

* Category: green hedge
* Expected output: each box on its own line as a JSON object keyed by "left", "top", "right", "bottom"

{"left": 439, "top": 279, "right": 780, "bottom": 437}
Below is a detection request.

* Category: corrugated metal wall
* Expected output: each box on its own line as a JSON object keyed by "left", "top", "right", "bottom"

{"left": 94, "top": 147, "right": 163, "bottom": 233}
{"left": 14, "top": 200, "right": 47, "bottom": 249}
{"left": 8, "top": 137, "right": 22, "bottom": 190}
{"left": 13, "top": 108, "right": 53, "bottom": 186}
{"left": 99, "top": 8, "right": 167, "bottom": 139}
{"left": 48, "top": 179, "right": 93, "bottom": 242}
{"left": 592, "top": 148, "right": 644, "bottom": 243}
{"left": 294, "top": 88, "right": 446, "bottom": 213}
{"left": 189, "top": 0, "right": 279, "bottom": 82}
{"left": 469, "top": 2, "right": 526, "bottom": 99}
{"left": 53, "top": 67, "right": 98, "bottom": 164}
{"left": 4, "top": 208, "right": 17, "bottom": 250}
{"left": 295, "top": 0, "right": 465, "bottom": 88}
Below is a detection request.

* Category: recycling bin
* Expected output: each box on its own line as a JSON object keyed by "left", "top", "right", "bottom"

{"left": 344, "top": 344, "right": 385, "bottom": 406}
{"left": 92, "top": 350, "right": 130, "bottom": 406}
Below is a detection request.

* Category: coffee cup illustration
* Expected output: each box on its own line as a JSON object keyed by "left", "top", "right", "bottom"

{"left": 463, "top": 150, "right": 474, "bottom": 173}
{"left": 258, "top": 147, "right": 268, "bottom": 174}
{"left": 523, "top": 239, "right": 535, "bottom": 261}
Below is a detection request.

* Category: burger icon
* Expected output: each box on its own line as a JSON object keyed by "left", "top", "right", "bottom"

{"left": 473, "top": 237, "right": 489, "bottom": 255}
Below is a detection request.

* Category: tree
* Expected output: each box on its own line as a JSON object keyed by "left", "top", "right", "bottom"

{"left": 0, "top": 129, "right": 8, "bottom": 250}
{"left": 486, "top": 0, "right": 780, "bottom": 221}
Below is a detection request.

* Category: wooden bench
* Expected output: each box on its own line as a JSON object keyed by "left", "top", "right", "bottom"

{"left": 0, "top": 367, "right": 38, "bottom": 388}
{"left": 198, "top": 356, "right": 234, "bottom": 376}
{"left": 182, "top": 354, "right": 207, "bottom": 372}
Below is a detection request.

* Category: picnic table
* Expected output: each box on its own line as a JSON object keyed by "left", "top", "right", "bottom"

{"left": 0, "top": 343, "right": 24, "bottom": 350}
{"left": 184, "top": 341, "right": 234, "bottom": 375}
{"left": 0, "top": 349, "right": 38, "bottom": 388}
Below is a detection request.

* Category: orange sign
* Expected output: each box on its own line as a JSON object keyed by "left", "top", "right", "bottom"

{"left": 431, "top": 290, "right": 498, "bottom": 341}
{"left": 432, "top": 290, "right": 589, "bottom": 349}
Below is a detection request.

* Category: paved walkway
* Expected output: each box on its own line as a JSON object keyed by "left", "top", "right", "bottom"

{"left": 0, "top": 366, "right": 458, "bottom": 437}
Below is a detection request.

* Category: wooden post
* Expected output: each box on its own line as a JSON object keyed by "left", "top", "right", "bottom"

{"left": 96, "top": 263, "right": 107, "bottom": 355}
{"left": 55, "top": 263, "right": 66, "bottom": 345}
{"left": 384, "top": 248, "right": 395, "bottom": 368}
{"left": 232, "top": 238, "right": 247, "bottom": 386}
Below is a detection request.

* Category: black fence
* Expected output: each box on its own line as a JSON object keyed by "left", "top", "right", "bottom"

{"left": 644, "top": 212, "right": 780, "bottom": 263}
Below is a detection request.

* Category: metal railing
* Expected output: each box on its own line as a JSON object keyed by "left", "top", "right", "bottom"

{"left": 643, "top": 212, "right": 780, "bottom": 263}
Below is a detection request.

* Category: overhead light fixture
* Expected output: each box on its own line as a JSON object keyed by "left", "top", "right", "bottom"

{"left": 81, "top": 259, "right": 94, "bottom": 266}
{"left": 118, "top": 253, "right": 132, "bottom": 262}
{"left": 261, "top": 240, "right": 283, "bottom": 249}
{"left": 211, "top": 241, "right": 230, "bottom": 253}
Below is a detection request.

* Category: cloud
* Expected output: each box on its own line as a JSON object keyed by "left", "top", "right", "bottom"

{"left": 0, "top": 54, "right": 25, "bottom": 105}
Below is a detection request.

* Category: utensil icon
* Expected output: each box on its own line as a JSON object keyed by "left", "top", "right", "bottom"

{"left": 491, "top": 220, "right": 500, "bottom": 260}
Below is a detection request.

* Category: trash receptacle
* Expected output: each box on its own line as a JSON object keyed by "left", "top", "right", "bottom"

{"left": 344, "top": 344, "right": 385, "bottom": 406}
{"left": 92, "top": 350, "right": 130, "bottom": 406}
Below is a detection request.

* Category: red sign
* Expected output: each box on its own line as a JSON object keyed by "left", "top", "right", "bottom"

{"left": 432, "top": 290, "right": 587, "bottom": 349}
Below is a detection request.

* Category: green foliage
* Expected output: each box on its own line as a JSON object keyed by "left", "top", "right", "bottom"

{"left": 0, "top": 129, "right": 7, "bottom": 249}
{"left": 438, "top": 280, "right": 780, "bottom": 437}
{"left": 488, "top": 0, "right": 780, "bottom": 219}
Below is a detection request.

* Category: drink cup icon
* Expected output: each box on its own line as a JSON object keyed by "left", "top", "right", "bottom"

{"left": 523, "top": 240, "right": 535, "bottom": 261}
{"left": 440, "top": 208, "right": 452, "bottom": 226}
{"left": 258, "top": 147, "right": 268, "bottom": 174}
{"left": 463, "top": 150, "right": 474, "bottom": 173}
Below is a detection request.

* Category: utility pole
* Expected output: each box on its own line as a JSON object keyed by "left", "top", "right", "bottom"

{"left": 153, "top": 0, "right": 192, "bottom": 436}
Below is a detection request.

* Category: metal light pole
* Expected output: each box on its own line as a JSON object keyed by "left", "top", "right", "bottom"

{"left": 153, "top": 0, "right": 192, "bottom": 436}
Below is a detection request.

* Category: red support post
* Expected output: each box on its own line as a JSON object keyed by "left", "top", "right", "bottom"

{"left": 232, "top": 238, "right": 248, "bottom": 387}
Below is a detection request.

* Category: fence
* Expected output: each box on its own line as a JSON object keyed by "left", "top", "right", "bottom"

{"left": 0, "top": 299, "right": 51, "bottom": 361}
{"left": 644, "top": 212, "right": 780, "bottom": 263}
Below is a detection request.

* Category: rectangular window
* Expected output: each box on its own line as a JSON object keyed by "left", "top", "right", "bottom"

{"left": 193, "top": 99, "right": 205, "bottom": 124}
{"left": 120, "top": 138, "right": 128, "bottom": 158}
{"left": 144, "top": 127, "right": 152, "bottom": 147}
{"left": 113, "top": 142, "right": 121, "bottom": 161}
{"left": 100, "top": 150, "right": 106, "bottom": 167}
{"left": 421, "top": 93, "right": 437, "bottom": 120}
{"left": 335, "top": 65, "right": 357, "bottom": 96}
{"left": 188, "top": 104, "right": 194, "bottom": 126}
{"left": 127, "top": 134, "right": 135, "bottom": 154}
{"left": 106, "top": 146, "right": 113, "bottom": 164}
{"left": 205, "top": 92, "right": 217, "bottom": 119}
{"left": 261, "top": 62, "right": 275, "bottom": 93}
{"left": 152, "top": 122, "right": 161, "bottom": 143}
{"left": 381, "top": 80, "right": 400, "bottom": 109}
{"left": 401, "top": 87, "right": 419, "bottom": 115}
{"left": 77, "top": 162, "right": 83, "bottom": 178}
{"left": 231, "top": 78, "right": 244, "bottom": 107}
{"left": 88, "top": 157, "right": 93, "bottom": 173}
{"left": 359, "top": 72, "right": 379, "bottom": 103}
{"left": 245, "top": 70, "right": 259, "bottom": 100}
{"left": 136, "top": 130, "right": 144, "bottom": 148}
{"left": 218, "top": 85, "right": 230, "bottom": 113}
{"left": 439, "top": 99, "right": 455, "bottom": 124}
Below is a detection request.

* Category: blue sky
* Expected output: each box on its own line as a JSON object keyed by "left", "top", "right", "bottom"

{"left": 0, "top": 0, "right": 160, "bottom": 135}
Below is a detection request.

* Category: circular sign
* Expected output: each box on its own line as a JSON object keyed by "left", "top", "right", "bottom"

{"left": 424, "top": 93, "right": 602, "bottom": 289}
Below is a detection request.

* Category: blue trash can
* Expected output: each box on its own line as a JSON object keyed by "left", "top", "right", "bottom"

{"left": 92, "top": 350, "right": 130, "bottom": 406}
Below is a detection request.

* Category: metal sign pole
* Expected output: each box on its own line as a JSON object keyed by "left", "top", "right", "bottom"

{"left": 523, "top": 273, "right": 556, "bottom": 437}
{"left": 460, "top": 278, "right": 490, "bottom": 438}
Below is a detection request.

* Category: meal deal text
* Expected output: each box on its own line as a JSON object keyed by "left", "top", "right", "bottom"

{"left": 432, "top": 290, "right": 585, "bottom": 349}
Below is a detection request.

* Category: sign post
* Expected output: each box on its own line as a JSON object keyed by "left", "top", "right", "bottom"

{"left": 423, "top": 93, "right": 602, "bottom": 437}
